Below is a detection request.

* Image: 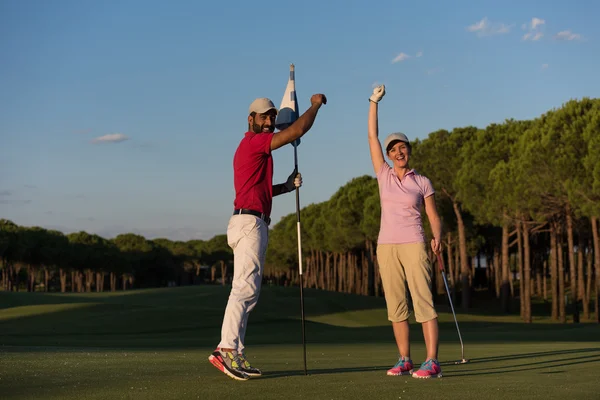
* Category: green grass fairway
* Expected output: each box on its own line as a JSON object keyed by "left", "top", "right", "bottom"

{"left": 1, "top": 285, "right": 599, "bottom": 399}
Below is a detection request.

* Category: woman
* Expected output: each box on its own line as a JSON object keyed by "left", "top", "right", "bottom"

{"left": 367, "top": 84, "right": 443, "bottom": 379}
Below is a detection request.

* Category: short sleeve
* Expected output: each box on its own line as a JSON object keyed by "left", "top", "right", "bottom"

{"left": 247, "top": 132, "right": 274, "bottom": 155}
{"left": 376, "top": 161, "right": 391, "bottom": 180}
{"left": 420, "top": 176, "right": 435, "bottom": 198}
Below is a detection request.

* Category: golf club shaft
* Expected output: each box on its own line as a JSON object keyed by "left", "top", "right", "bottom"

{"left": 437, "top": 253, "right": 465, "bottom": 361}
{"left": 295, "top": 146, "right": 307, "bottom": 375}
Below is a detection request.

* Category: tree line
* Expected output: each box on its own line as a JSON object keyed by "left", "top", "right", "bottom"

{"left": 1, "top": 97, "right": 599, "bottom": 324}
{"left": 0, "top": 223, "right": 233, "bottom": 292}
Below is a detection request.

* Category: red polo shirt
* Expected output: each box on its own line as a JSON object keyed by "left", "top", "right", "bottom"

{"left": 232, "top": 131, "right": 275, "bottom": 216}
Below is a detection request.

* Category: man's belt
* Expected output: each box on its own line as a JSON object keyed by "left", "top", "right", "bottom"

{"left": 233, "top": 209, "right": 271, "bottom": 225}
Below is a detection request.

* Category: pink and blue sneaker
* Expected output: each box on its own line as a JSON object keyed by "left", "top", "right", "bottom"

{"left": 387, "top": 356, "right": 414, "bottom": 376}
{"left": 412, "top": 358, "right": 443, "bottom": 379}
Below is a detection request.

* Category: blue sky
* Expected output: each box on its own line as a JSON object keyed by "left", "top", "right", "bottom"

{"left": 1, "top": 0, "right": 598, "bottom": 241}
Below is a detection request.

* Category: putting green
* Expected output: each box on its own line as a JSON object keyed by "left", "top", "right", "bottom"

{"left": 1, "top": 285, "right": 599, "bottom": 399}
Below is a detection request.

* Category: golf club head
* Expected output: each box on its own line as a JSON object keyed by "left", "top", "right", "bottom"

{"left": 275, "top": 64, "right": 300, "bottom": 147}
{"left": 454, "top": 359, "right": 470, "bottom": 364}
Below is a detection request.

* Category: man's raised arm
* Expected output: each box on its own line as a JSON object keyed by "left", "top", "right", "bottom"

{"left": 270, "top": 94, "right": 327, "bottom": 151}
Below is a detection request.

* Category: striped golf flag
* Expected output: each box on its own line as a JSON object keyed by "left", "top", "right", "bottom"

{"left": 275, "top": 63, "right": 300, "bottom": 147}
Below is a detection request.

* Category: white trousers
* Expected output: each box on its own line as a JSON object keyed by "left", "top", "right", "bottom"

{"left": 218, "top": 214, "right": 269, "bottom": 352}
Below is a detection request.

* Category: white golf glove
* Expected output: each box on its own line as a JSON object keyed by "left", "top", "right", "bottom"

{"left": 370, "top": 84, "right": 386, "bottom": 103}
{"left": 284, "top": 171, "right": 302, "bottom": 192}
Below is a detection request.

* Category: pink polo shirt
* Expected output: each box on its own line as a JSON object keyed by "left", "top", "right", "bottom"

{"left": 376, "top": 162, "right": 435, "bottom": 245}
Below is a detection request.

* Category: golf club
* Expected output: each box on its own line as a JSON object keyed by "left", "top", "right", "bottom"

{"left": 435, "top": 251, "right": 469, "bottom": 364}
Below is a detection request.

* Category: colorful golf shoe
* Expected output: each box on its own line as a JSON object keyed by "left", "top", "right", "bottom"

{"left": 387, "top": 356, "right": 414, "bottom": 376}
{"left": 412, "top": 358, "right": 443, "bottom": 379}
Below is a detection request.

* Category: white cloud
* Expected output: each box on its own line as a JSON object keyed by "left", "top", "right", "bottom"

{"left": 523, "top": 31, "right": 543, "bottom": 41}
{"left": 91, "top": 133, "right": 130, "bottom": 144}
{"left": 468, "top": 18, "right": 487, "bottom": 32}
{"left": 497, "top": 24, "right": 512, "bottom": 34}
{"left": 554, "top": 30, "right": 582, "bottom": 41}
{"left": 391, "top": 50, "right": 423, "bottom": 64}
{"left": 522, "top": 17, "right": 545, "bottom": 41}
{"left": 392, "top": 52, "right": 411, "bottom": 63}
{"left": 467, "top": 17, "right": 512, "bottom": 37}
{"left": 528, "top": 18, "right": 545, "bottom": 30}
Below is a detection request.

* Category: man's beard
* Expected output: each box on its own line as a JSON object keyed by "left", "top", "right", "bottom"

{"left": 252, "top": 122, "right": 274, "bottom": 133}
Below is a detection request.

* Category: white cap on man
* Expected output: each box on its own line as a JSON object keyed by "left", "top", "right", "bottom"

{"left": 248, "top": 98, "right": 278, "bottom": 115}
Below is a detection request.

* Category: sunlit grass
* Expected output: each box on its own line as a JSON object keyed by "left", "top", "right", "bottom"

{"left": 1, "top": 285, "right": 599, "bottom": 399}
{"left": 0, "top": 302, "right": 98, "bottom": 321}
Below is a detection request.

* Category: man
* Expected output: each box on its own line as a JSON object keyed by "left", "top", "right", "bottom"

{"left": 209, "top": 93, "right": 327, "bottom": 381}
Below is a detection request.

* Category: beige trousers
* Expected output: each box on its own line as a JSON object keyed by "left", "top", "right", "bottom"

{"left": 377, "top": 242, "right": 437, "bottom": 323}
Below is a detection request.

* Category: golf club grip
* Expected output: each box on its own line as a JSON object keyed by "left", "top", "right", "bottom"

{"left": 436, "top": 252, "right": 445, "bottom": 273}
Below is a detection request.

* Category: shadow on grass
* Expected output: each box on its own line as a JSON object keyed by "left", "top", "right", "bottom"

{"left": 447, "top": 347, "right": 600, "bottom": 365}
{"left": 260, "top": 348, "right": 600, "bottom": 379}
{"left": 261, "top": 365, "right": 390, "bottom": 379}
{"left": 450, "top": 353, "right": 600, "bottom": 372}
{"left": 446, "top": 357, "right": 600, "bottom": 378}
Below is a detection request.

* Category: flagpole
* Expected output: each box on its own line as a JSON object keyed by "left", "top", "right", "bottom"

{"left": 294, "top": 136, "right": 307, "bottom": 376}
{"left": 275, "top": 63, "right": 307, "bottom": 375}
